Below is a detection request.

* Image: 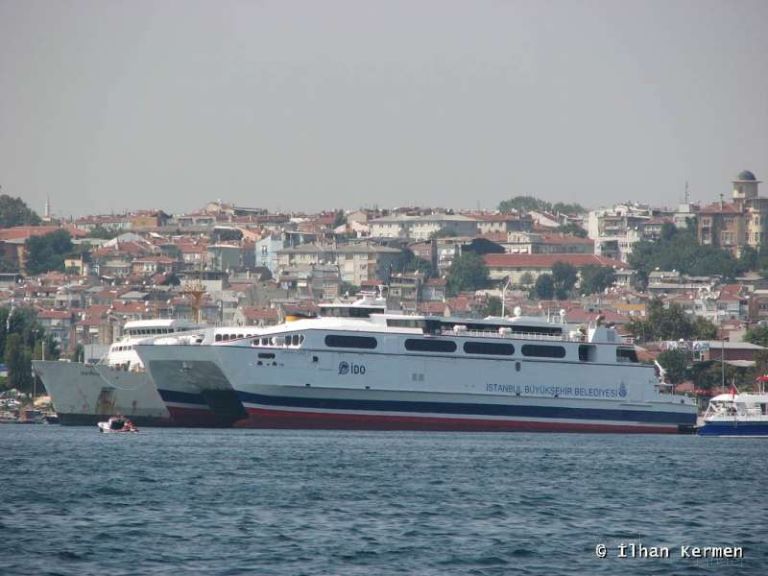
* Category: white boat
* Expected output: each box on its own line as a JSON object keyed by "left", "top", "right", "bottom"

{"left": 97, "top": 416, "right": 139, "bottom": 433}
{"left": 136, "top": 302, "right": 698, "bottom": 433}
{"left": 698, "top": 383, "right": 768, "bottom": 437}
{"left": 33, "top": 319, "right": 200, "bottom": 426}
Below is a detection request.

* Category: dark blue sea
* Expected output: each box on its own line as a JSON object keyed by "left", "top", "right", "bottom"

{"left": 1, "top": 426, "right": 765, "bottom": 576}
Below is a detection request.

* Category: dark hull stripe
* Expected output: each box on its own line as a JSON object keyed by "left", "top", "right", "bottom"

{"left": 235, "top": 406, "right": 678, "bottom": 433}
{"left": 158, "top": 389, "right": 208, "bottom": 405}
{"left": 236, "top": 391, "right": 696, "bottom": 425}
{"left": 698, "top": 422, "right": 768, "bottom": 436}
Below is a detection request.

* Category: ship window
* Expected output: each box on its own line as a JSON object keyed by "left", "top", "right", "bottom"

{"left": 617, "top": 347, "right": 639, "bottom": 363}
{"left": 215, "top": 334, "right": 222, "bottom": 342}
{"left": 578, "top": 345, "right": 596, "bottom": 362}
{"left": 405, "top": 339, "right": 457, "bottom": 353}
{"left": 324, "top": 335, "right": 378, "bottom": 349}
{"left": 463, "top": 341, "right": 515, "bottom": 356}
{"left": 521, "top": 344, "right": 566, "bottom": 358}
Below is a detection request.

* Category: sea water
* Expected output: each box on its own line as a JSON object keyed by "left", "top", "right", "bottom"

{"left": 0, "top": 426, "right": 765, "bottom": 575}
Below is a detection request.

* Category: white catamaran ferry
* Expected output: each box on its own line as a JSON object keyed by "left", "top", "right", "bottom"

{"left": 33, "top": 319, "right": 201, "bottom": 426}
{"left": 136, "top": 301, "right": 697, "bottom": 433}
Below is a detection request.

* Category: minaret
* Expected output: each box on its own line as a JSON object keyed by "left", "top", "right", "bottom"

{"left": 44, "top": 196, "right": 50, "bottom": 221}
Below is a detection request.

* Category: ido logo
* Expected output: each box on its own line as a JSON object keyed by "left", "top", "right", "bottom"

{"left": 338, "top": 361, "right": 366, "bottom": 375}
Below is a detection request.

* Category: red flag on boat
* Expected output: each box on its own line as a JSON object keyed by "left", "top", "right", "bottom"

{"left": 730, "top": 384, "right": 738, "bottom": 398}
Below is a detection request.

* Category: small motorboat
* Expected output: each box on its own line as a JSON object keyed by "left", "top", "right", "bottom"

{"left": 97, "top": 416, "right": 139, "bottom": 433}
{"left": 698, "top": 382, "right": 768, "bottom": 437}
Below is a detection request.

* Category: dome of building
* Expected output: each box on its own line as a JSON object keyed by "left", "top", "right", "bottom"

{"left": 737, "top": 170, "right": 757, "bottom": 181}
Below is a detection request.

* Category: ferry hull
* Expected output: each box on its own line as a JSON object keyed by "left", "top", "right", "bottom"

{"left": 142, "top": 356, "right": 247, "bottom": 427}
{"left": 235, "top": 405, "right": 680, "bottom": 433}
{"left": 32, "top": 361, "right": 172, "bottom": 426}
{"left": 232, "top": 387, "right": 695, "bottom": 433}
{"left": 698, "top": 422, "right": 768, "bottom": 437}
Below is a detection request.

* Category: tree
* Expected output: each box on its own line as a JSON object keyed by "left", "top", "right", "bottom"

{"left": 556, "top": 223, "right": 588, "bottom": 238}
{"left": 393, "top": 249, "right": 434, "bottom": 277}
{"left": 656, "top": 349, "right": 689, "bottom": 384}
{"left": 481, "top": 296, "right": 502, "bottom": 317}
{"left": 4, "top": 333, "right": 34, "bottom": 394}
{"left": 551, "top": 262, "right": 578, "bottom": 300}
{"left": 333, "top": 210, "right": 347, "bottom": 228}
{"left": 498, "top": 196, "right": 547, "bottom": 214}
{"left": 533, "top": 274, "right": 554, "bottom": 299}
{"left": 744, "top": 325, "right": 768, "bottom": 347}
{"left": 87, "top": 225, "right": 119, "bottom": 240}
{"left": 692, "top": 316, "right": 718, "bottom": 340}
{"left": 0, "top": 194, "right": 41, "bottom": 227}
{"left": 446, "top": 252, "right": 490, "bottom": 295}
{"left": 628, "top": 225, "right": 742, "bottom": 288}
{"left": 497, "top": 196, "right": 586, "bottom": 215}
{"left": 626, "top": 300, "right": 695, "bottom": 343}
{"left": 24, "top": 229, "right": 74, "bottom": 275}
{"left": 579, "top": 265, "right": 616, "bottom": 295}
{"left": 518, "top": 272, "right": 534, "bottom": 288}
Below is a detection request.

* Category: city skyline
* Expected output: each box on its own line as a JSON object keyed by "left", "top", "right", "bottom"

{"left": 1, "top": 0, "right": 767, "bottom": 218}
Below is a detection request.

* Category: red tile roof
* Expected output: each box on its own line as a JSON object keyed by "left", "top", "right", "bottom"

{"left": 483, "top": 254, "right": 625, "bottom": 269}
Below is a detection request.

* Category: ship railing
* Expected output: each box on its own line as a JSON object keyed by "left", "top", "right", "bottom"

{"left": 440, "top": 328, "right": 567, "bottom": 342}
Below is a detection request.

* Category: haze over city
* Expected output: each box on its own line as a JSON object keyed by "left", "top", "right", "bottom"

{"left": 1, "top": 0, "right": 767, "bottom": 218}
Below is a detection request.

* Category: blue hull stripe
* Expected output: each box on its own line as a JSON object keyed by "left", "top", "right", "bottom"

{"left": 236, "top": 391, "right": 696, "bottom": 425}
{"left": 698, "top": 422, "right": 768, "bottom": 436}
{"left": 158, "top": 389, "right": 207, "bottom": 406}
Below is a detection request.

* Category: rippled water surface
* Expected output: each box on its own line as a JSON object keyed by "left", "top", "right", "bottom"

{"left": 1, "top": 426, "right": 765, "bottom": 575}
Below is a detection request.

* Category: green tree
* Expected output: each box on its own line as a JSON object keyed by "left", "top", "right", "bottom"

{"left": 497, "top": 196, "right": 586, "bottom": 215}
{"left": 551, "top": 202, "right": 587, "bottom": 215}
{"left": 88, "top": 225, "right": 119, "bottom": 240}
{"left": 0, "top": 194, "right": 41, "bottom": 227}
{"left": 551, "top": 262, "right": 578, "bottom": 300}
{"left": 481, "top": 296, "right": 503, "bottom": 317}
{"left": 744, "top": 325, "right": 768, "bottom": 347}
{"left": 4, "top": 333, "right": 33, "bottom": 394}
{"left": 518, "top": 272, "right": 534, "bottom": 288}
{"left": 579, "top": 265, "right": 616, "bottom": 295}
{"left": 656, "top": 349, "right": 689, "bottom": 384}
{"left": 628, "top": 225, "right": 742, "bottom": 288}
{"left": 498, "top": 196, "right": 548, "bottom": 213}
{"left": 446, "top": 252, "right": 490, "bottom": 295}
{"left": 533, "top": 274, "right": 555, "bottom": 299}
{"left": 333, "top": 210, "right": 347, "bottom": 228}
{"left": 692, "top": 316, "right": 718, "bottom": 340}
{"left": 24, "top": 229, "right": 74, "bottom": 275}
{"left": 626, "top": 300, "right": 696, "bottom": 343}
{"left": 393, "top": 249, "right": 434, "bottom": 277}
{"left": 556, "top": 223, "right": 588, "bottom": 238}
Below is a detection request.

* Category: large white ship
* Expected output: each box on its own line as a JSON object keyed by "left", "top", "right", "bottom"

{"left": 33, "top": 319, "right": 202, "bottom": 426}
{"left": 136, "top": 304, "right": 698, "bottom": 433}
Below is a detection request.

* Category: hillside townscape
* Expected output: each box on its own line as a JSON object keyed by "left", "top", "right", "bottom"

{"left": 3, "top": 169, "right": 768, "bottom": 402}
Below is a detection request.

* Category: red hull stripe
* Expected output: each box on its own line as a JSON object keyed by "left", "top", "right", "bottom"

{"left": 235, "top": 406, "right": 678, "bottom": 433}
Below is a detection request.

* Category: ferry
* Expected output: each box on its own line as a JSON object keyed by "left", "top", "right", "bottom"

{"left": 136, "top": 301, "right": 697, "bottom": 433}
{"left": 33, "top": 319, "right": 201, "bottom": 426}
{"left": 137, "top": 327, "right": 255, "bottom": 426}
{"left": 698, "top": 383, "right": 768, "bottom": 437}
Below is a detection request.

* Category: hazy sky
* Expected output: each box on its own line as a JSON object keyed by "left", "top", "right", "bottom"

{"left": 1, "top": 0, "right": 767, "bottom": 218}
